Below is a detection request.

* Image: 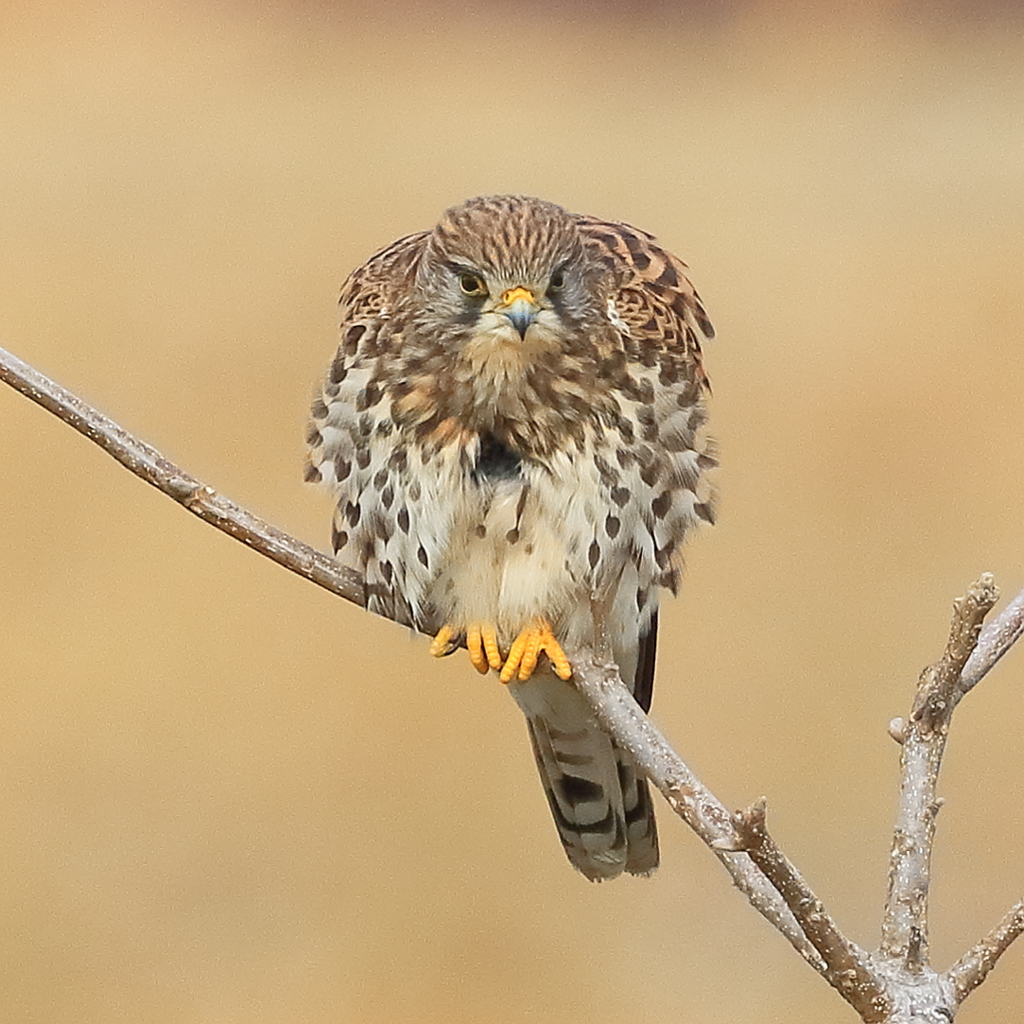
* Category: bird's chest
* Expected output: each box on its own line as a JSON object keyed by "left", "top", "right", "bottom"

{"left": 397, "top": 341, "right": 615, "bottom": 462}
{"left": 422, "top": 477, "right": 572, "bottom": 639}
{"left": 413, "top": 430, "right": 642, "bottom": 639}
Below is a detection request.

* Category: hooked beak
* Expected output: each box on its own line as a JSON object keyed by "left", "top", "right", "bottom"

{"left": 497, "top": 286, "right": 539, "bottom": 339}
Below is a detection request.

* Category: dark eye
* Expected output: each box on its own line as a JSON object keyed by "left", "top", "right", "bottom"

{"left": 459, "top": 272, "right": 487, "bottom": 297}
{"left": 549, "top": 268, "right": 566, "bottom": 291}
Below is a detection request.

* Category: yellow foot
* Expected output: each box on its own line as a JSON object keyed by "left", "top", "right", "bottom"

{"left": 466, "top": 622, "right": 502, "bottom": 675}
{"left": 500, "top": 619, "right": 573, "bottom": 683}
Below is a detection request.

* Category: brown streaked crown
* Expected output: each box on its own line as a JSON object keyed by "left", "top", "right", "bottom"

{"left": 425, "top": 195, "right": 586, "bottom": 287}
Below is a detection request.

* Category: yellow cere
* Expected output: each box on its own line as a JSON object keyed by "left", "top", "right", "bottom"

{"left": 500, "top": 286, "right": 535, "bottom": 306}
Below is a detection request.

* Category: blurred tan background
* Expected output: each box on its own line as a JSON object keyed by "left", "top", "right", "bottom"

{"left": 2, "top": 1, "right": 1023, "bottom": 1021}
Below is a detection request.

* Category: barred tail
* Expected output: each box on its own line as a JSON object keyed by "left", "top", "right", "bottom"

{"left": 510, "top": 674, "right": 658, "bottom": 881}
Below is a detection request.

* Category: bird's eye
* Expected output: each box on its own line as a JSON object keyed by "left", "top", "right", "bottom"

{"left": 459, "top": 272, "right": 487, "bottom": 297}
{"left": 549, "top": 268, "right": 566, "bottom": 291}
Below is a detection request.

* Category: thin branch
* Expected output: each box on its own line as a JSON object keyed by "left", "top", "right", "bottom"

{"left": 0, "top": 345, "right": 367, "bottom": 611}
{"left": 946, "top": 899, "right": 1024, "bottom": 1004}
{"left": 911, "top": 575, "right": 999, "bottom": 733}
{"left": 732, "top": 799, "right": 889, "bottom": 1021}
{"left": 569, "top": 649, "right": 826, "bottom": 973}
{"left": 880, "top": 577, "right": 1000, "bottom": 970}
{"left": 960, "top": 585, "right": 1024, "bottom": 697}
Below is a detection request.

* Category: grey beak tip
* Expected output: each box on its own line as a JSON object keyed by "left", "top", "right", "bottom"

{"left": 506, "top": 310, "right": 533, "bottom": 339}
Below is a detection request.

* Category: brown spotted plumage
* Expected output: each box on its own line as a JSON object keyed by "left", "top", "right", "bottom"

{"left": 307, "top": 195, "right": 715, "bottom": 880}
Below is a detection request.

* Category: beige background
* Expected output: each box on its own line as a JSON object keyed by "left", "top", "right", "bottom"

{"left": 2, "top": 2, "right": 1024, "bottom": 1021}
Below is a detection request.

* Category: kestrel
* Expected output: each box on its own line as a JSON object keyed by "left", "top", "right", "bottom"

{"left": 306, "top": 195, "right": 715, "bottom": 881}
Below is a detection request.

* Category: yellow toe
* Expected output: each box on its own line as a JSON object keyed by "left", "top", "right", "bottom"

{"left": 466, "top": 624, "right": 490, "bottom": 675}
{"left": 500, "top": 619, "right": 572, "bottom": 683}
{"left": 432, "top": 622, "right": 504, "bottom": 675}
{"left": 481, "top": 623, "right": 502, "bottom": 671}
{"left": 435, "top": 620, "right": 570, "bottom": 682}
{"left": 429, "top": 625, "right": 456, "bottom": 658}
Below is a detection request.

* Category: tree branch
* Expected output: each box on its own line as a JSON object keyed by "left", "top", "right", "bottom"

{"left": 960, "top": 585, "right": 1024, "bottom": 697}
{"left": 732, "top": 799, "right": 888, "bottom": 1020}
{"left": 947, "top": 899, "right": 1024, "bottom": 1004}
{"left": 881, "top": 577, "right": 999, "bottom": 971}
{"left": 3, "top": 343, "right": 1023, "bottom": 1023}
{"left": 569, "top": 649, "right": 827, "bottom": 974}
{"left": 0, "top": 345, "right": 367, "bottom": 611}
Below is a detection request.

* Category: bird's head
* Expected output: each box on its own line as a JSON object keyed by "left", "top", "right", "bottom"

{"left": 414, "top": 195, "right": 606, "bottom": 370}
